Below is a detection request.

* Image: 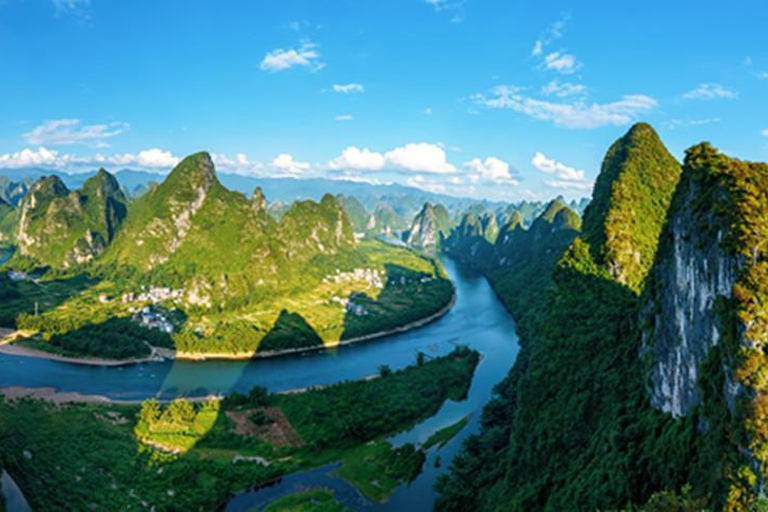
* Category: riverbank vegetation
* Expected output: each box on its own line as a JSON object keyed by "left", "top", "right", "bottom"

{"left": 3, "top": 241, "right": 453, "bottom": 360}
{"left": 263, "top": 489, "right": 351, "bottom": 512}
{"left": 0, "top": 347, "right": 478, "bottom": 510}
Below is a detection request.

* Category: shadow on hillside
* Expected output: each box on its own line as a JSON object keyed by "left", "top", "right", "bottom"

{"left": 339, "top": 263, "right": 453, "bottom": 342}
{"left": 44, "top": 317, "right": 176, "bottom": 361}
{"left": 258, "top": 310, "right": 324, "bottom": 353}
{"left": 0, "top": 273, "right": 97, "bottom": 328}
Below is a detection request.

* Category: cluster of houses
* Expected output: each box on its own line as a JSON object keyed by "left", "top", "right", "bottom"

{"left": 329, "top": 295, "right": 368, "bottom": 316}
{"left": 323, "top": 268, "right": 385, "bottom": 289}
{"left": 132, "top": 305, "right": 175, "bottom": 334}
{"left": 121, "top": 286, "right": 185, "bottom": 305}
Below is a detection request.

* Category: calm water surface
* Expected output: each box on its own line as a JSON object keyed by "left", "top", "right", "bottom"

{"left": 0, "top": 257, "right": 520, "bottom": 511}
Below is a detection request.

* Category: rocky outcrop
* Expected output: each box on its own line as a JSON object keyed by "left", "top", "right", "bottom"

{"left": 404, "top": 202, "right": 451, "bottom": 251}
{"left": 12, "top": 172, "right": 126, "bottom": 269}
{"left": 643, "top": 168, "right": 741, "bottom": 417}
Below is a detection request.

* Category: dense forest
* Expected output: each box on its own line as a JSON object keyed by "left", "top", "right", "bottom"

{"left": 437, "top": 123, "right": 768, "bottom": 511}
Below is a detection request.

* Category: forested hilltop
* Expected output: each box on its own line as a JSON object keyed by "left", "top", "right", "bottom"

{"left": 0, "top": 152, "right": 454, "bottom": 360}
{"left": 437, "top": 123, "right": 768, "bottom": 511}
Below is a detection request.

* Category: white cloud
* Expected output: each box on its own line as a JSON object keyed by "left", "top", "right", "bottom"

{"left": 385, "top": 143, "right": 456, "bottom": 174}
{"left": 532, "top": 152, "right": 593, "bottom": 193}
{"left": 532, "top": 152, "right": 584, "bottom": 181}
{"left": 542, "top": 52, "right": 580, "bottom": 74}
{"left": 332, "top": 83, "right": 364, "bottom": 94}
{"left": 665, "top": 118, "right": 721, "bottom": 130}
{"left": 259, "top": 41, "right": 324, "bottom": 72}
{"left": 270, "top": 153, "right": 310, "bottom": 174}
{"left": 424, "top": 0, "right": 465, "bottom": 23}
{"left": 544, "top": 179, "right": 593, "bottom": 191}
{"left": 541, "top": 80, "right": 586, "bottom": 98}
{"left": 0, "top": 146, "right": 179, "bottom": 171}
{"left": 532, "top": 15, "right": 569, "bottom": 57}
{"left": 405, "top": 175, "right": 447, "bottom": 194}
{"left": 0, "top": 147, "right": 60, "bottom": 168}
{"left": 463, "top": 157, "right": 518, "bottom": 184}
{"left": 334, "top": 114, "right": 353, "bottom": 122}
{"left": 682, "top": 83, "right": 738, "bottom": 101}
{"left": 328, "top": 147, "right": 386, "bottom": 171}
{"left": 24, "top": 119, "right": 128, "bottom": 148}
{"left": 757, "top": 72, "right": 768, "bottom": 80}
{"left": 212, "top": 152, "right": 264, "bottom": 176}
{"left": 762, "top": 129, "right": 768, "bottom": 137}
{"left": 134, "top": 149, "right": 179, "bottom": 168}
{"left": 448, "top": 176, "right": 463, "bottom": 185}
{"left": 473, "top": 85, "right": 657, "bottom": 129}
{"left": 423, "top": 107, "right": 433, "bottom": 115}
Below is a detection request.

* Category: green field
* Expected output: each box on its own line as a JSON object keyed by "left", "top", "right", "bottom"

{"left": 4, "top": 241, "right": 453, "bottom": 360}
{"left": 0, "top": 347, "right": 478, "bottom": 511}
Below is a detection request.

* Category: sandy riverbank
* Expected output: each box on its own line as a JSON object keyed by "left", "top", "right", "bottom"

{"left": 0, "top": 291, "right": 456, "bottom": 366}
{"left": 0, "top": 342, "right": 172, "bottom": 367}
{"left": 0, "top": 373, "right": 381, "bottom": 405}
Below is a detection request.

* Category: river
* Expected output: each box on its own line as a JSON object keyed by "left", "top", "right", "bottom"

{"left": 0, "top": 257, "right": 520, "bottom": 510}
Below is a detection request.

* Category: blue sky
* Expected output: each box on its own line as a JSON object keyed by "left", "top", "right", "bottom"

{"left": 0, "top": 0, "right": 766, "bottom": 201}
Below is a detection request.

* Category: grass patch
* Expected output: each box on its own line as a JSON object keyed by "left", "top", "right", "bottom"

{"left": 336, "top": 441, "right": 424, "bottom": 502}
{"left": 263, "top": 488, "right": 351, "bottom": 512}
{"left": 0, "top": 348, "right": 478, "bottom": 510}
{"left": 422, "top": 415, "right": 471, "bottom": 451}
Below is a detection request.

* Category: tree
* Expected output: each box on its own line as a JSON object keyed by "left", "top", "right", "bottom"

{"left": 379, "top": 365, "right": 392, "bottom": 377}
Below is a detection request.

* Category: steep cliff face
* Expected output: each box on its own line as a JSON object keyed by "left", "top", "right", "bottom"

{"left": 404, "top": 202, "right": 451, "bottom": 251}
{"left": 13, "top": 172, "right": 127, "bottom": 269}
{"left": 643, "top": 167, "right": 741, "bottom": 417}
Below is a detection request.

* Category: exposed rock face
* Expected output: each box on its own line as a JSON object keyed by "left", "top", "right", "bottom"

{"left": 643, "top": 171, "right": 741, "bottom": 417}
{"left": 404, "top": 202, "right": 451, "bottom": 252}
{"left": 13, "top": 172, "right": 126, "bottom": 268}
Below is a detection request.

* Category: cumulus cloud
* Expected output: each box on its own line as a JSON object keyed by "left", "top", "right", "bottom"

{"left": 326, "top": 143, "right": 457, "bottom": 174}
{"left": 328, "top": 147, "right": 386, "bottom": 171}
{"left": 541, "top": 80, "right": 587, "bottom": 98}
{"left": 682, "top": 83, "right": 738, "bottom": 101}
{"left": 384, "top": 143, "right": 456, "bottom": 174}
{"left": 0, "top": 146, "right": 179, "bottom": 171}
{"left": 24, "top": 119, "right": 128, "bottom": 148}
{"left": 463, "top": 157, "right": 518, "bottom": 184}
{"left": 332, "top": 83, "right": 364, "bottom": 94}
{"left": 0, "top": 147, "right": 60, "bottom": 168}
{"left": 532, "top": 152, "right": 592, "bottom": 192}
{"left": 334, "top": 114, "right": 353, "bottom": 122}
{"left": 473, "top": 85, "right": 657, "bottom": 129}
{"left": 270, "top": 153, "right": 310, "bottom": 174}
{"left": 532, "top": 40, "right": 543, "bottom": 56}
{"left": 542, "top": 52, "right": 580, "bottom": 74}
{"left": 532, "top": 152, "right": 584, "bottom": 181}
{"left": 259, "top": 41, "right": 325, "bottom": 72}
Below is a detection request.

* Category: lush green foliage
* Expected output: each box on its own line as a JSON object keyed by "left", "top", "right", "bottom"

{"left": 0, "top": 348, "right": 477, "bottom": 510}
{"left": 581, "top": 122, "right": 681, "bottom": 292}
{"left": 8, "top": 170, "right": 127, "bottom": 270}
{"left": 437, "top": 124, "right": 723, "bottom": 511}
{"left": 422, "top": 415, "right": 470, "bottom": 450}
{"left": 263, "top": 489, "right": 351, "bottom": 512}
{"left": 336, "top": 441, "right": 425, "bottom": 502}
{"left": 277, "top": 346, "right": 478, "bottom": 448}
